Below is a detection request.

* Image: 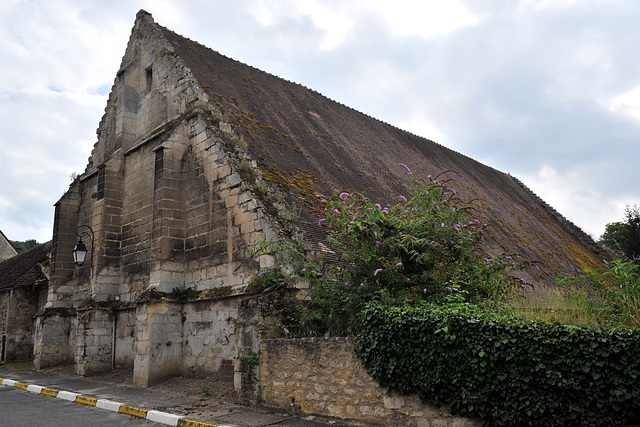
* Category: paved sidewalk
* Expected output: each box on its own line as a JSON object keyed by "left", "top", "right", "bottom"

{"left": 0, "top": 366, "right": 360, "bottom": 427}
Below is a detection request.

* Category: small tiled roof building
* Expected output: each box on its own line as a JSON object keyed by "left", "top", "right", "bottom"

{"left": 0, "top": 242, "right": 50, "bottom": 362}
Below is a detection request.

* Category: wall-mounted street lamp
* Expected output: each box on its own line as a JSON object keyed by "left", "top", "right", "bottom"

{"left": 73, "top": 225, "right": 94, "bottom": 270}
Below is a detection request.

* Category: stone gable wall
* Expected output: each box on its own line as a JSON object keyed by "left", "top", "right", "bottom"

{"left": 0, "top": 233, "right": 17, "bottom": 262}
{"left": 37, "top": 10, "right": 280, "bottom": 385}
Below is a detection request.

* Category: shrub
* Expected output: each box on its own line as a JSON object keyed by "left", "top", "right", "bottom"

{"left": 250, "top": 166, "right": 527, "bottom": 336}
{"left": 558, "top": 259, "right": 640, "bottom": 329}
{"left": 357, "top": 302, "right": 640, "bottom": 426}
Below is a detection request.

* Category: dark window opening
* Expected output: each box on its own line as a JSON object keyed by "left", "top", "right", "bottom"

{"left": 146, "top": 67, "right": 153, "bottom": 92}
{"left": 97, "top": 166, "right": 106, "bottom": 200}
{"left": 154, "top": 148, "right": 164, "bottom": 190}
{"left": 116, "top": 70, "right": 125, "bottom": 85}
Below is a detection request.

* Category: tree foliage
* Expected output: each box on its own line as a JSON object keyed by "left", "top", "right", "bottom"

{"left": 600, "top": 204, "right": 640, "bottom": 261}
{"left": 11, "top": 239, "right": 39, "bottom": 253}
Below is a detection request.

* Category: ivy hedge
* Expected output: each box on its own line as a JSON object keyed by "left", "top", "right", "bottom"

{"left": 356, "top": 303, "right": 640, "bottom": 426}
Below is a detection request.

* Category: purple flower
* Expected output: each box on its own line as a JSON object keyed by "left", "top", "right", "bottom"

{"left": 446, "top": 287, "right": 453, "bottom": 293}
{"left": 340, "top": 192, "right": 350, "bottom": 199}
{"left": 257, "top": 271, "right": 265, "bottom": 277}
{"left": 374, "top": 268, "right": 383, "bottom": 276}
{"left": 360, "top": 283, "right": 364, "bottom": 287}
{"left": 246, "top": 242, "right": 253, "bottom": 247}
{"left": 318, "top": 218, "right": 326, "bottom": 226}
{"left": 375, "top": 203, "right": 382, "bottom": 210}
{"left": 398, "top": 163, "right": 413, "bottom": 175}
{"left": 398, "top": 195, "right": 407, "bottom": 202}
{"left": 334, "top": 209, "right": 340, "bottom": 214}
{"left": 301, "top": 268, "right": 307, "bottom": 273}
{"left": 264, "top": 287, "right": 271, "bottom": 292}
{"left": 441, "top": 223, "right": 445, "bottom": 228}
{"left": 396, "top": 262, "right": 403, "bottom": 267}
{"left": 279, "top": 264, "right": 284, "bottom": 268}
{"left": 423, "top": 289, "right": 427, "bottom": 294}
{"left": 321, "top": 199, "right": 327, "bottom": 203}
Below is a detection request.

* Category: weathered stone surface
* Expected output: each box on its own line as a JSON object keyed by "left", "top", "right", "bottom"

{"left": 35, "top": 11, "right": 278, "bottom": 386}
{"left": 260, "top": 338, "right": 482, "bottom": 426}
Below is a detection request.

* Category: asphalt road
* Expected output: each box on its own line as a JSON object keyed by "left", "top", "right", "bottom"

{"left": 0, "top": 385, "right": 156, "bottom": 426}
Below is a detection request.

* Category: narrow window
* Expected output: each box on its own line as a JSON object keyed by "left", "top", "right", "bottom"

{"left": 154, "top": 148, "right": 164, "bottom": 190}
{"left": 146, "top": 67, "right": 153, "bottom": 92}
{"left": 96, "top": 166, "right": 106, "bottom": 200}
{"left": 116, "top": 70, "right": 125, "bottom": 85}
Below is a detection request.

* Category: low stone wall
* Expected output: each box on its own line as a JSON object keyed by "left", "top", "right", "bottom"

{"left": 259, "top": 337, "right": 480, "bottom": 427}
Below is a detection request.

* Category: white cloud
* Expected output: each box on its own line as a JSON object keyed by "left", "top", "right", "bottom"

{"left": 395, "top": 113, "right": 449, "bottom": 146}
{"left": 1, "top": 0, "right": 640, "bottom": 248}
{"left": 519, "top": 165, "right": 630, "bottom": 238}
{"left": 364, "top": 0, "right": 481, "bottom": 39}
{"left": 609, "top": 85, "right": 640, "bottom": 122}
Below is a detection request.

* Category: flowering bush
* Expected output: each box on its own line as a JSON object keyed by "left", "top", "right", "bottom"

{"left": 251, "top": 165, "right": 526, "bottom": 335}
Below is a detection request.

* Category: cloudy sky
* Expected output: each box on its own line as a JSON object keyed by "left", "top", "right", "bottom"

{"left": 1, "top": 0, "right": 639, "bottom": 244}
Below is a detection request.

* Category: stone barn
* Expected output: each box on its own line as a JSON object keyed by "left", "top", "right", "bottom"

{"left": 35, "top": 10, "right": 609, "bottom": 387}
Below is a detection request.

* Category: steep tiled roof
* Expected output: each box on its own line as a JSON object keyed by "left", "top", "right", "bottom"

{"left": 0, "top": 242, "right": 50, "bottom": 291}
{"left": 156, "top": 19, "right": 609, "bottom": 285}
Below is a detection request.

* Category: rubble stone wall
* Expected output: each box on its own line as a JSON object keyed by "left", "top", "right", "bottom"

{"left": 260, "top": 338, "right": 481, "bottom": 427}
{"left": 33, "top": 313, "right": 76, "bottom": 369}
{"left": 5, "top": 288, "right": 39, "bottom": 360}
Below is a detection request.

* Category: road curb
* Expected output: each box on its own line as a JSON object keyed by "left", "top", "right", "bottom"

{"left": 0, "top": 377, "right": 230, "bottom": 427}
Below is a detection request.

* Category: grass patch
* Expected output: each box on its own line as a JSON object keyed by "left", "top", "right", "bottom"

{"left": 2, "top": 360, "right": 32, "bottom": 370}
{"left": 501, "top": 284, "right": 606, "bottom": 328}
